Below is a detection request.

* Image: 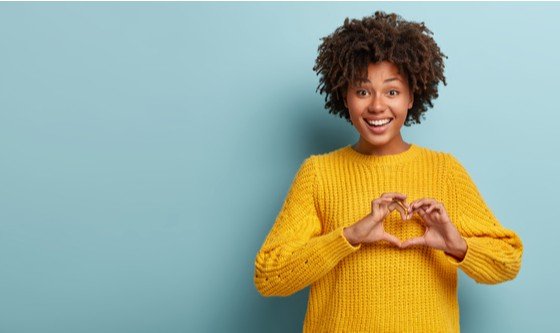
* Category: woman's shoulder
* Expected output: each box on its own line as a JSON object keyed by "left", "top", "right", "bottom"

{"left": 304, "top": 145, "right": 353, "bottom": 166}
{"left": 413, "top": 145, "right": 473, "bottom": 180}
{"left": 311, "top": 145, "right": 350, "bottom": 159}
{"left": 415, "top": 143, "right": 456, "bottom": 161}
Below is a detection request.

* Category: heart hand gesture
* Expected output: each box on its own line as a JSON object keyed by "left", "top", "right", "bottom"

{"left": 401, "top": 198, "right": 467, "bottom": 259}
{"left": 343, "top": 192, "right": 410, "bottom": 247}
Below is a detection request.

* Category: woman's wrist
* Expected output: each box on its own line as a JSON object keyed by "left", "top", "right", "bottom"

{"left": 343, "top": 226, "right": 361, "bottom": 246}
{"left": 444, "top": 237, "right": 468, "bottom": 260}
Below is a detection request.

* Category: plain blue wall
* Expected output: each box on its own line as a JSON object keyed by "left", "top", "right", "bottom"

{"left": 0, "top": 2, "right": 557, "bottom": 332}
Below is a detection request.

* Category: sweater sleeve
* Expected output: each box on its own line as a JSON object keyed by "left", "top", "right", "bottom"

{"left": 254, "top": 156, "right": 361, "bottom": 297}
{"left": 444, "top": 153, "right": 524, "bottom": 284}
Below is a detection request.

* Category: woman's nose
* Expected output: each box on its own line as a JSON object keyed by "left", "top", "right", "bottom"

{"left": 368, "top": 95, "right": 386, "bottom": 112}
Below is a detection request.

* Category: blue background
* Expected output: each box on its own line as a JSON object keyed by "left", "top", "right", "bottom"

{"left": 0, "top": 2, "right": 557, "bottom": 332}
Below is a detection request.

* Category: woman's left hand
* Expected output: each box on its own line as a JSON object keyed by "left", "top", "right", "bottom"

{"left": 401, "top": 198, "right": 467, "bottom": 260}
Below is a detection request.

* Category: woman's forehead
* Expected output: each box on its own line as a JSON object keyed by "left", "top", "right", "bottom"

{"left": 352, "top": 63, "right": 408, "bottom": 85}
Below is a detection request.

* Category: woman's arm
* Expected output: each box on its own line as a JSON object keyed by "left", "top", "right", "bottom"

{"left": 444, "top": 153, "right": 524, "bottom": 284}
{"left": 254, "top": 156, "right": 361, "bottom": 297}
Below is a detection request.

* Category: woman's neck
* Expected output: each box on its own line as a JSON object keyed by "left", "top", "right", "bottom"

{"left": 352, "top": 138, "right": 411, "bottom": 156}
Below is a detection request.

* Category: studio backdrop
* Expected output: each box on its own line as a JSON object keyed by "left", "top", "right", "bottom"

{"left": 0, "top": 2, "right": 557, "bottom": 333}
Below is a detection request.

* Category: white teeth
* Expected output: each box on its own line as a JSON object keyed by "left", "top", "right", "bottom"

{"left": 366, "top": 118, "right": 391, "bottom": 126}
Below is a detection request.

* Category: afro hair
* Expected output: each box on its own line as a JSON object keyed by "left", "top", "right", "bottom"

{"left": 313, "top": 11, "right": 448, "bottom": 126}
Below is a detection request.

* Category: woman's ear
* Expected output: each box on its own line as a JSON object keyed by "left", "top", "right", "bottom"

{"left": 408, "top": 93, "right": 414, "bottom": 109}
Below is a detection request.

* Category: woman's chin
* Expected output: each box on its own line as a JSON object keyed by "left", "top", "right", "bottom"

{"left": 360, "top": 132, "right": 393, "bottom": 146}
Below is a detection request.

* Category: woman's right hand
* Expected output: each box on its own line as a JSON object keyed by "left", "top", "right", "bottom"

{"left": 343, "top": 192, "right": 409, "bottom": 247}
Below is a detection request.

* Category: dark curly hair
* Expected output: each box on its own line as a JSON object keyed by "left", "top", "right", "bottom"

{"left": 313, "top": 11, "right": 448, "bottom": 126}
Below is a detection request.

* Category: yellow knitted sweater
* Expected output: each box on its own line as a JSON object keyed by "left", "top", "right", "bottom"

{"left": 254, "top": 143, "right": 523, "bottom": 333}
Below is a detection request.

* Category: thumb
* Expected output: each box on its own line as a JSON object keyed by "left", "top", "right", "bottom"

{"left": 400, "top": 236, "right": 426, "bottom": 249}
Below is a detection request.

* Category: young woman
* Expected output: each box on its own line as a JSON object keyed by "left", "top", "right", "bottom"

{"left": 254, "top": 11, "right": 523, "bottom": 332}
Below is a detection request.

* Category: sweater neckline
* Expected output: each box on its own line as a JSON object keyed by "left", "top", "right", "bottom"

{"left": 341, "top": 143, "right": 422, "bottom": 166}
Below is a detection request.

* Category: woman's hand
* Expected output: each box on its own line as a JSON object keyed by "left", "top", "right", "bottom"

{"left": 343, "top": 192, "right": 410, "bottom": 247}
{"left": 402, "top": 198, "right": 467, "bottom": 259}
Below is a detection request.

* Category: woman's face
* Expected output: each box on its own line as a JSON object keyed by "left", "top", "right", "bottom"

{"left": 344, "top": 61, "right": 414, "bottom": 154}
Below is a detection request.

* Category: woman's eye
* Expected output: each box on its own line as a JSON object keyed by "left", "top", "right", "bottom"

{"left": 356, "top": 89, "right": 399, "bottom": 97}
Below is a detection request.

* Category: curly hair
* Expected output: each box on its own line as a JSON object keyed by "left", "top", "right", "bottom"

{"left": 313, "top": 11, "right": 448, "bottom": 126}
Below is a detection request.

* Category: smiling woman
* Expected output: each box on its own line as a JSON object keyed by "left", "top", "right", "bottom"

{"left": 254, "top": 10, "right": 523, "bottom": 333}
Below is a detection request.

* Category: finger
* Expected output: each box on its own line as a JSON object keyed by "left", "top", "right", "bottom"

{"left": 376, "top": 197, "right": 395, "bottom": 209}
{"left": 425, "top": 202, "right": 442, "bottom": 214}
{"left": 425, "top": 204, "right": 446, "bottom": 223}
{"left": 391, "top": 198, "right": 409, "bottom": 220}
{"left": 417, "top": 207, "right": 428, "bottom": 217}
{"left": 382, "top": 193, "right": 408, "bottom": 216}
{"left": 372, "top": 197, "right": 391, "bottom": 210}
{"left": 407, "top": 208, "right": 416, "bottom": 220}
{"left": 409, "top": 198, "right": 435, "bottom": 212}
{"left": 406, "top": 200, "right": 418, "bottom": 219}
{"left": 380, "top": 192, "right": 407, "bottom": 201}
{"left": 371, "top": 197, "right": 395, "bottom": 217}
{"left": 400, "top": 236, "right": 426, "bottom": 249}
{"left": 435, "top": 202, "right": 446, "bottom": 216}
{"left": 392, "top": 198, "right": 407, "bottom": 210}
{"left": 406, "top": 199, "right": 419, "bottom": 219}
{"left": 409, "top": 198, "right": 429, "bottom": 210}
{"left": 416, "top": 207, "right": 433, "bottom": 225}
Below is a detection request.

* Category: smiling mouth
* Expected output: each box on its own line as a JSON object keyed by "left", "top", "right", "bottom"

{"left": 364, "top": 118, "right": 393, "bottom": 127}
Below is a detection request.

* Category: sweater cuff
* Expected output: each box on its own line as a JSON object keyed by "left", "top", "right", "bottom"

{"left": 323, "top": 226, "right": 362, "bottom": 263}
{"left": 445, "top": 237, "right": 483, "bottom": 268}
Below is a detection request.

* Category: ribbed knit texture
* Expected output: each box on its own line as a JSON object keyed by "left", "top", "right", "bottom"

{"left": 254, "top": 143, "right": 523, "bottom": 333}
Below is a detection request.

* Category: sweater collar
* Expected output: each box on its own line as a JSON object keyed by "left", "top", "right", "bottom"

{"left": 341, "top": 143, "right": 422, "bottom": 166}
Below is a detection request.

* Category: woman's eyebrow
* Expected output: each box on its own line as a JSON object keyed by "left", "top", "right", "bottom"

{"left": 361, "top": 77, "right": 403, "bottom": 84}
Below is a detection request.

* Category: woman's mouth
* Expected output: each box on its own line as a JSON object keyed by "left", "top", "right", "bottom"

{"left": 364, "top": 117, "right": 393, "bottom": 134}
